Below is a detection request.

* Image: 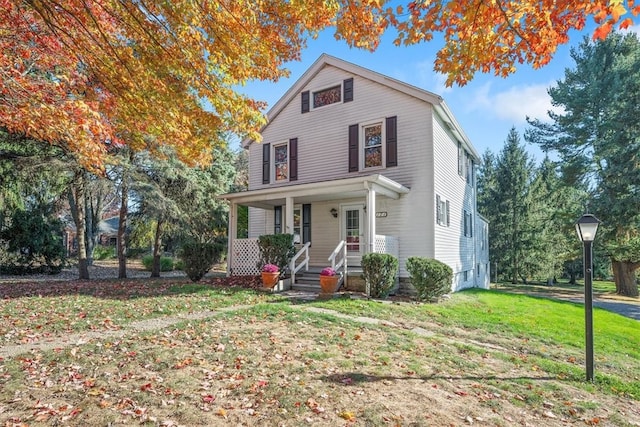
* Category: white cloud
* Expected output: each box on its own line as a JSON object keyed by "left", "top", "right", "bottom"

{"left": 467, "top": 82, "right": 560, "bottom": 124}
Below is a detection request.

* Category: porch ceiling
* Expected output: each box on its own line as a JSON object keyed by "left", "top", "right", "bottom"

{"left": 219, "top": 174, "right": 410, "bottom": 208}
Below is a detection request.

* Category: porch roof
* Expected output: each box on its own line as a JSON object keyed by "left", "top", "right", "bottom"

{"left": 219, "top": 174, "right": 410, "bottom": 209}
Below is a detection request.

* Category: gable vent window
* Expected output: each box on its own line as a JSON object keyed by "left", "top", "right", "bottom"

{"left": 313, "top": 85, "right": 341, "bottom": 108}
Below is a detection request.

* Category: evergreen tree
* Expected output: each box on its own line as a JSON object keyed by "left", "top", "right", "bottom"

{"left": 479, "top": 128, "right": 536, "bottom": 283}
{"left": 527, "top": 32, "right": 640, "bottom": 296}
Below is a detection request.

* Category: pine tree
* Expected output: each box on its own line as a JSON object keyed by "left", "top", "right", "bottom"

{"left": 527, "top": 32, "right": 640, "bottom": 296}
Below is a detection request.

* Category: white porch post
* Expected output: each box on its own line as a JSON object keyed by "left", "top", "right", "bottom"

{"left": 285, "top": 196, "right": 294, "bottom": 236}
{"left": 365, "top": 184, "right": 376, "bottom": 254}
{"left": 227, "top": 201, "right": 237, "bottom": 277}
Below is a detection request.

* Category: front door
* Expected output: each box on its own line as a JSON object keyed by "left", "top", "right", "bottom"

{"left": 342, "top": 204, "right": 364, "bottom": 263}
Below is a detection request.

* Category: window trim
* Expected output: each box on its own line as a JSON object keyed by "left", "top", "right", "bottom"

{"left": 272, "top": 140, "right": 289, "bottom": 183}
{"left": 436, "top": 195, "right": 450, "bottom": 227}
{"left": 360, "top": 118, "right": 386, "bottom": 170}
{"left": 310, "top": 82, "right": 343, "bottom": 111}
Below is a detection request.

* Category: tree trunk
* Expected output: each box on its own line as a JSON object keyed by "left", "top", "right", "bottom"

{"left": 151, "top": 219, "right": 163, "bottom": 278}
{"left": 611, "top": 260, "right": 640, "bottom": 297}
{"left": 85, "top": 186, "right": 94, "bottom": 266}
{"left": 69, "top": 171, "right": 90, "bottom": 280}
{"left": 117, "top": 171, "right": 129, "bottom": 279}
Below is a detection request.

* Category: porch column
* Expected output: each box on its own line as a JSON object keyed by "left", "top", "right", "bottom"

{"left": 227, "top": 201, "right": 237, "bottom": 277}
{"left": 285, "top": 196, "right": 294, "bottom": 236}
{"left": 365, "top": 184, "right": 376, "bottom": 254}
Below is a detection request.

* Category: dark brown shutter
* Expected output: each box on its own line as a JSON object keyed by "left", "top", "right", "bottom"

{"left": 262, "top": 143, "right": 270, "bottom": 184}
{"left": 348, "top": 124, "right": 359, "bottom": 172}
{"left": 302, "top": 204, "right": 311, "bottom": 244}
{"left": 301, "top": 91, "right": 310, "bottom": 113}
{"left": 386, "top": 116, "right": 397, "bottom": 167}
{"left": 343, "top": 78, "right": 353, "bottom": 102}
{"left": 289, "top": 138, "right": 298, "bottom": 181}
{"left": 274, "top": 206, "right": 282, "bottom": 234}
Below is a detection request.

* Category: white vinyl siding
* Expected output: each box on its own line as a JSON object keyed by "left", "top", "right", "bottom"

{"left": 242, "top": 58, "right": 486, "bottom": 287}
{"left": 432, "top": 114, "right": 477, "bottom": 291}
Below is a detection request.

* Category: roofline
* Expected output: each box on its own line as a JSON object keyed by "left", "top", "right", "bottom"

{"left": 241, "top": 53, "right": 480, "bottom": 162}
{"left": 219, "top": 174, "right": 410, "bottom": 204}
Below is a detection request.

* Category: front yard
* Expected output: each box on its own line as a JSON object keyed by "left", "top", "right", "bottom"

{"left": 0, "top": 276, "right": 638, "bottom": 426}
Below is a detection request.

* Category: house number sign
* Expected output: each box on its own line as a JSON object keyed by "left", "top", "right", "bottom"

{"left": 375, "top": 212, "right": 388, "bottom": 218}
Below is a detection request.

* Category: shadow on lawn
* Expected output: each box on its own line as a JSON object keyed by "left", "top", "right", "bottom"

{"left": 0, "top": 275, "right": 265, "bottom": 300}
{"left": 321, "top": 372, "right": 562, "bottom": 385}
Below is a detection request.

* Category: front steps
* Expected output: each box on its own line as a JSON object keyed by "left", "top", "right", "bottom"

{"left": 292, "top": 265, "right": 363, "bottom": 293}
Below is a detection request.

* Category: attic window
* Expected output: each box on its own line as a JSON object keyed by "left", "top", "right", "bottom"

{"left": 313, "top": 85, "right": 341, "bottom": 108}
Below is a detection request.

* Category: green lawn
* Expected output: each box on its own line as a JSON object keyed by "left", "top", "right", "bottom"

{"left": 0, "top": 278, "right": 638, "bottom": 426}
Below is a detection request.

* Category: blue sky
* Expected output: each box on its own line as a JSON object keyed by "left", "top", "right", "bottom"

{"left": 237, "top": 23, "right": 639, "bottom": 162}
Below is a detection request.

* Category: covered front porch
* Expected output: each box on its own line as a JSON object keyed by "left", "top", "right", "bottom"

{"left": 220, "top": 174, "right": 409, "bottom": 291}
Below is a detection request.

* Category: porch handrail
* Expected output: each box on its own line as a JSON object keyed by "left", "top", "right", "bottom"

{"left": 328, "top": 240, "right": 348, "bottom": 289}
{"left": 289, "top": 242, "right": 311, "bottom": 285}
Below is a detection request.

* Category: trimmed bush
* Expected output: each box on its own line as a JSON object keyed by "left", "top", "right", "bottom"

{"left": 142, "top": 255, "right": 174, "bottom": 272}
{"left": 406, "top": 257, "right": 453, "bottom": 302}
{"left": 361, "top": 253, "right": 399, "bottom": 298}
{"left": 179, "top": 242, "right": 224, "bottom": 282}
{"left": 257, "top": 234, "right": 295, "bottom": 275}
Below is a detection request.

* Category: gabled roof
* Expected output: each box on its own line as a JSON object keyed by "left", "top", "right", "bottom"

{"left": 243, "top": 53, "right": 479, "bottom": 161}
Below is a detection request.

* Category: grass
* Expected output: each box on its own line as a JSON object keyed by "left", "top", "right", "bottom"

{"left": 0, "top": 278, "right": 639, "bottom": 426}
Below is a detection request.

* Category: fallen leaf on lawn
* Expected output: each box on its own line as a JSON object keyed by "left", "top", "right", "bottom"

{"left": 339, "top": 411, "right": 356, "bottom": 421}
{"left": 202, "top": 395, "right": 215, "bottom": 403}
{"left": 216, "top": 408, "right": 227, "bottom": 417}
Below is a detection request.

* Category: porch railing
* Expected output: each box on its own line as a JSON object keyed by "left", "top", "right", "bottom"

{"left": 289, "top": 242, "right": 311, "bottom": 284}
{"left": 328, "top": 240, "right": 347, "bottom": 289}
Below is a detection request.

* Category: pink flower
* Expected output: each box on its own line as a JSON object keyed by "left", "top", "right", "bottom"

{"left": 320, "top": 267, "right": 336, "bottom": 276}
{"left": 262, "top": 264, "right": 279, "bottom": 273}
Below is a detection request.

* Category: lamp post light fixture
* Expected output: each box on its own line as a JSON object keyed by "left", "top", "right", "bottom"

{"left": 575, "top": 213, "right": 601, "bottom": 382}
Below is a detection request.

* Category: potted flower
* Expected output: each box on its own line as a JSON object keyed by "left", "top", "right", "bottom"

{"left": 261, "top": 264, "right": 280, "bottom": 288}
{"left": 319, "top": 267, "right": 339, "bottom": 294}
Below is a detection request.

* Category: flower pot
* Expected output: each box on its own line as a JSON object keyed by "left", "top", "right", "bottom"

{"left": 319, "top": 275, "right": 339, "bottom": 294}
{"left": 261, "top": 271, "right": 280, "bottom": 288}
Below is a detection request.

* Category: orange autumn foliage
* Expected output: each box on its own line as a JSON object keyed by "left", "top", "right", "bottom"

{"left": 1, "top": 0, "right": 637, "bottom": 169}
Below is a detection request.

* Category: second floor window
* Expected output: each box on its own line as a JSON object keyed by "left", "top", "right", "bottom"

{"left": 274, "top": 142, "right": 288, "bottom": 181}
{"left": 363, "top": 122, "right": 383, "bottom": 168}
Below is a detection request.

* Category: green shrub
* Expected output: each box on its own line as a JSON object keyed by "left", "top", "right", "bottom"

{"left": 0, "top": 207, "right": 65, "bottom": 274}
{"left": 93, "top": 245, "right": 115, "bottom": 260}
{"left": 257, "top": 234, "right": 295, "bottom": 275}
{"left": 179, "top": 242, "right": 224, "bottom": 282}
{"left": 406, "top": 257, "right": 453, "bottom": 302}
{"left": 361, "top": 253, "right": 399, "bottom": 298}
{"left": 141, "top": 254, "right": 174, "bottom": 272}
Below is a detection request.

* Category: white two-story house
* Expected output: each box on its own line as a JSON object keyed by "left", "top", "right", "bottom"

{"left": 221, "top": 54, "right": 489, "bottom": 293}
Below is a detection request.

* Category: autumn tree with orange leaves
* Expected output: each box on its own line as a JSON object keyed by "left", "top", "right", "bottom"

{"left": 2, "top": 0, "right": 639, "bottom": 171}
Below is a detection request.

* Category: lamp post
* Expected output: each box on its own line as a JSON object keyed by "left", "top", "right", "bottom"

{"left": 575, "top": 213, "right": 601, "bottom": 382}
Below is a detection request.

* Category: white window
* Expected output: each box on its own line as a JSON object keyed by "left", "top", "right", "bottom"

{"left": 312, "top": 84, "right": 342, "bottom": 109}
{"left": 436, "top": 195, "right": 450, "bottom": 226}
{"left": 458, "top": 141, "right": 464, "bottom": 176}
{"left": 362, "top": 120, "right": 384, "bottom": 169}
{"left": 464, "top": 210, "right": 473, "bottom": 237}
{"left": 273, "top": 141, "right": 288, "bottom": 182}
